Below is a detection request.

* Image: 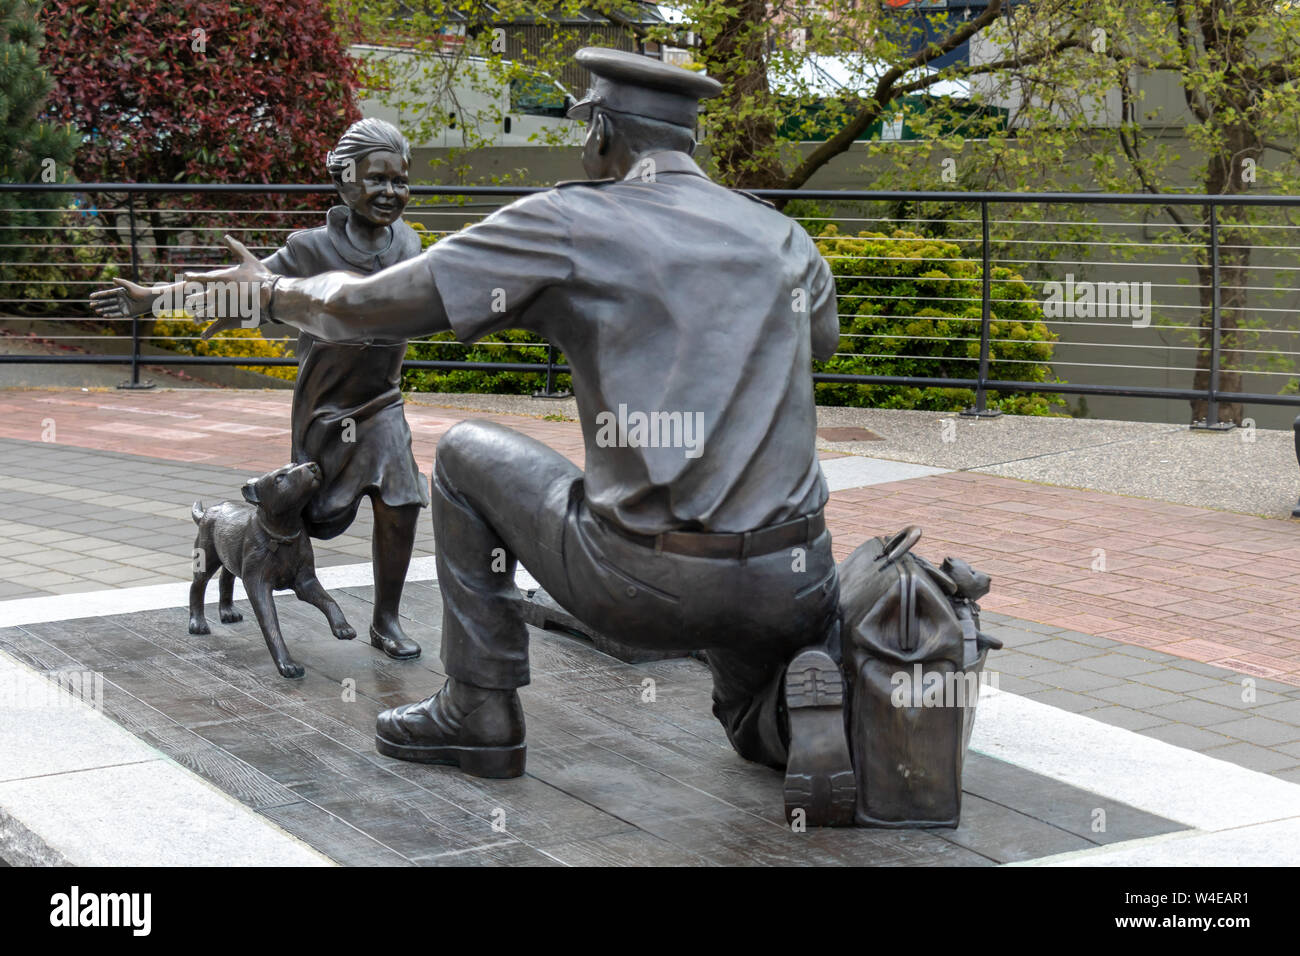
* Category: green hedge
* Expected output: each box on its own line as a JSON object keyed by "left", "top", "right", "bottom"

{"left": 400, "top": 219, "right": 1060, "bottom": 412}
{"left": 401, "top": 220, "right": 568, "bottom": 393}
{"left": 812, "top": 225, "right": 1059, "bottom": 415}
{"left": 402, "top": 327, "right": 568, "bottom": 394}
{"left": 1, "top": 213, "right": 117, "bottom": 317}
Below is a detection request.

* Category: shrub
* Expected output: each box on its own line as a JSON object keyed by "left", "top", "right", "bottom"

{"left": 812, "top": 225, "right": 1059, "bottom": 415}
{"left": 1, "top": 211, "right": 118, "bottom": 317}
{"left": 145, "top": 313, "right": 296, "bottom": 381}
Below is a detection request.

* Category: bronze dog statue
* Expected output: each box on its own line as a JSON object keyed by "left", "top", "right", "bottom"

{"left": 189, "top": 462, "right": 356, "bottom": 678}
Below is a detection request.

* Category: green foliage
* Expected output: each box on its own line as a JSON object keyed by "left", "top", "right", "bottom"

{"left": 146, "top": 313, "right": 297, "bottom": 381}
{"left": 811, "top": 225, "right": 1060, "bottom": 415}
{"left": 0, "top": 212, "right": 116, "bottom": 316}
{"left": 0, "top": 0, "right": 78, "bottom": 189}
{"left": 400, "top": 218, "right": 565, "bottom": 393}
{"left": 0, "top": 0, "right": 81, "bottom": 312}
{"left": 403, "top": 326, "right": 567, "bottom": 394}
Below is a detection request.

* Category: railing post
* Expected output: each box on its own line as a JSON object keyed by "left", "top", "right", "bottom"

{"left": 1191, "top": 201, "right": 1231, "bottom": 430}
{"left": 117, "top": 188, "right": 153, "bottom": 390}
{"left": 961, "top": 199, "right": 1001, "bottom": 419}
{"left": 531, "top": 342, "right": 571, "bottom": 400}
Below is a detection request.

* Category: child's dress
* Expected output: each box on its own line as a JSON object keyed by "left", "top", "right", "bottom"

{"left": 261, "top": 205, "right": 428, "bottom": 538}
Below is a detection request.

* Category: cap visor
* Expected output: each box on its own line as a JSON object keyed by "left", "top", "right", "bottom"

{"left": 567, "top": 98, "right": 593, "bottom": 122}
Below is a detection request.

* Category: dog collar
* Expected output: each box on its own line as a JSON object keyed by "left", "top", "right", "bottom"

{"left": 256, "top": 513, "right": 301, "bottom": 552}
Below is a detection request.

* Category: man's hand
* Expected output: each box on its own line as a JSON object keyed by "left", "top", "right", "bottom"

{"left": 181, "top": 235, "right": 276, "bottom": 340}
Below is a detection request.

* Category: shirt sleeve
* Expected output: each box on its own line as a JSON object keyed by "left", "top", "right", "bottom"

{"left": 261, "top": 233, "right": 306, "bottom": 279}
{"left": 424, "top": 190, "right": 574, "bottom": 343}
{"left": 808, "top": 239, "right": 840, "bottom": 362}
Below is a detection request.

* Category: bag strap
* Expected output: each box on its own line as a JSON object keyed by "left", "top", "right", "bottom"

{"left": 955, "top": 602, "right": 979, "bottom": 669}
{"left": 898, "top": 561, "right": 918, "bottom": 652}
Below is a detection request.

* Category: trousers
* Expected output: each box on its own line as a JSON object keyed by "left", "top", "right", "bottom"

{"left": 431, "top": 420, "right": 840, "bottom": 769}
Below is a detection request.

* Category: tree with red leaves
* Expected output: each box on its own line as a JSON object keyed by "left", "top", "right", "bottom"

{"left": 38, "top": 0, "right": 362, "bottom": 185}
{"left": 35, "top": 0, "right": 365, "bottom": 288}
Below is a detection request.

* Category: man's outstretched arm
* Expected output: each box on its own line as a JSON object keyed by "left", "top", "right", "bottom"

{"left": 197, "top": 193, "right": 572, "bottom": 343}
{"left": 272, "top": 255, "right": 450, "bottom": 341}
{"left": 191, "top": 236, "right": 449, "bottom": 343}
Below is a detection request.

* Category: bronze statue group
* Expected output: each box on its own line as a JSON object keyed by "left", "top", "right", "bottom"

{"left": 94, "top": 50, "right": 996, "bottom": 830}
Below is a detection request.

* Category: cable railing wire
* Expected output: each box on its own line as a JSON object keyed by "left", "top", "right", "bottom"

{"left": 1, "top": 182, "right": 1298, "bottom": 416}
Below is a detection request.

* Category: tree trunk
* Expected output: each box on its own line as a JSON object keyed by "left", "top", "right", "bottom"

{"left": 698, "top": 0, "right": 786, "bottom": 191}
{"left": 1187, "top": 1, "right": 1258, "bottom": 425}
{"left": 1190, "top": 228, "right": 1247, "bottom": 425}
{"left": 1189, "top": 136, "right": 1254, "bottom": 426}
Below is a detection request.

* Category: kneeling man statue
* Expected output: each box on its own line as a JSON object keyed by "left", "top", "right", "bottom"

{"left": 190, "top": 49, "right": 856, "bottom": 826}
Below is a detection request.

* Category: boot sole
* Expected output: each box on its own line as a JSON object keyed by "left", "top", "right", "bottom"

{"left": 784, "top": 649, "right": 856, "bottom": 828}
{"left": 375, "top": 734, "right": 526, "bottom": 778}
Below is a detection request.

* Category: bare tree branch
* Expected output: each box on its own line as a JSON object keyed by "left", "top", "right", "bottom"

{"left": 1173, "top": 0, "right": 1212, "bottom": 123}
{"left": 1115, "top": 70, "right": 1194, "bottom": 237}
{"left": 782, "top": 0, "right": 1008, "bottom": 189}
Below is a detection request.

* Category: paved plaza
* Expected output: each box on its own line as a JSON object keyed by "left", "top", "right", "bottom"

{"left": 2, "top": 386, "right": 1300, "bottom": 865}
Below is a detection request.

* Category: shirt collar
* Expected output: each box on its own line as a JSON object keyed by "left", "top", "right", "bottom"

{"left": 326, "top": 205, "right": 408, "bottom": 270}
{"left": 621, "top": 150, "right": 711, "bottom": 181}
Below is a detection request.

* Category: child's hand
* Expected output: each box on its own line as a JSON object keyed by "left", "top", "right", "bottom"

{"left": 180, "top": 235, "right": 275, "bottom": 339}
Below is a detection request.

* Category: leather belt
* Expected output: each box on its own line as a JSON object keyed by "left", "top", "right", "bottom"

{"left": 601, "top": 508, "right": 826, "bottom": 560}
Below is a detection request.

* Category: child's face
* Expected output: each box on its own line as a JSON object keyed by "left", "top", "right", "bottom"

{"left": 337, "top": 150, "right": 410, "bottom": 227}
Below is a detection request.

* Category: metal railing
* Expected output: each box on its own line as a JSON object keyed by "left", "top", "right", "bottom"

{"left": 2, "top": 181, "right": 1298, "bottom": 424}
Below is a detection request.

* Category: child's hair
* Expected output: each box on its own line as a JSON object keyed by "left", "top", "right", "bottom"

{"left": 326, "top": 118, "right": 411, "bottom": 182}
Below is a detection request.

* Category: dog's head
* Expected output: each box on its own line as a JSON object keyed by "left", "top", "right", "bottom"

{"left": 241, "top": 462, "right": 322, "bottom": 516}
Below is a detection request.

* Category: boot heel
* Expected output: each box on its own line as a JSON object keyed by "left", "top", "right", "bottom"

{"left": 784, "top": 648, "right": 856, "bottom": 827}
{"left": 458, "top": 744, "right": 527, "bottom": 778}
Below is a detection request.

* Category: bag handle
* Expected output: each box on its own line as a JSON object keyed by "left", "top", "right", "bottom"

{"left": 876, "top": 525, "right": 922, "bottom": 567}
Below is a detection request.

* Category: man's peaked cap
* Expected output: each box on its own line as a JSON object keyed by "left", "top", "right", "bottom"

{"left": 567, "top": 47, "right": 721, "bottom": 128}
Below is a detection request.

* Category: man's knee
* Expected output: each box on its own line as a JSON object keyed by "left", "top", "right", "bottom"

{"left": 436, "top": 420, "right": 499, "bottom": 486}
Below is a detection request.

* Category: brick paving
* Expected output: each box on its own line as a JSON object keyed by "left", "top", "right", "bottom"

{"left": 833, "top": 478, "right": 1300, "bottom": 686}
{"left": 0, "top": 386, "right": 1297, "bottom": 688}
{"left": 4, "top": 385, "right": 1300, "bottom": 865}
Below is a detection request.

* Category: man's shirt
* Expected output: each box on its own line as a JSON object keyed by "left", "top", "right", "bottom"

{"left": 425, "top": 151, "right": 840, "bottom": 535}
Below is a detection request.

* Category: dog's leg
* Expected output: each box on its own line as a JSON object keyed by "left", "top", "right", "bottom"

{"left": 293, "top": 573, "right": 356, "bottom": 640}
{"left": 218, "top": 568, "right": 243, "bottom": 623}
{"left": 188, "top": 535, "right": 219, "bottom": 635}
{"left": 246, "top": 577, "right": 304, "bottom": 679}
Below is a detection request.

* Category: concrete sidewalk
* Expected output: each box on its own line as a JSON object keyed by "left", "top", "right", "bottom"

{"left": 1, "top": 386, "right": 1299, "bottom": 865}
{"left": 3, "top": 567, "right": 1298, "bottom": 865}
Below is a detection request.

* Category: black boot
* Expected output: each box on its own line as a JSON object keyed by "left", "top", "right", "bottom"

{"left": 783, "top": 647, "right": 856, "bottom": 827}
{"left": 375, "top": 678, "right": 526, "bottom": 778}
{"left": 369, "top": 622, "right": 422, "bottom": 661}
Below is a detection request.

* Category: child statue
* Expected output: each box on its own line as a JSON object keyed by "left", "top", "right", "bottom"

{"left": 93, "top": 118, "right": 427, "bottom": 661}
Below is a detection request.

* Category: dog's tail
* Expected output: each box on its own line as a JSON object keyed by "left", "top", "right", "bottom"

{"left": 191, "top": 501, "right": 205, "bottom": 525}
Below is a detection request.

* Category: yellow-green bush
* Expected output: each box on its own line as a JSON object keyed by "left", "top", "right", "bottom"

{"left": 146, "top": 313, "right": 297, "bottom": 381}
{"left": 813, "top": 225, "right": 1060, "bottom": 415}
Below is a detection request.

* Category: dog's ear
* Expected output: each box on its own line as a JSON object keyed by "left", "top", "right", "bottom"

{"left": 241, "top": 479, "right": 261, "bottom": 505}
